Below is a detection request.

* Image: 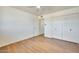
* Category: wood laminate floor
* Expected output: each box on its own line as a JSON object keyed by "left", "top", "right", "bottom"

{"left": 0, "top": 35, "right": 79, "bottom": 53}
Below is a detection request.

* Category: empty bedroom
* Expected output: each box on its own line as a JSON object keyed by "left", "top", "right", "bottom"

{"left": 0, "top": 6, "right": 79, "bottom": 53}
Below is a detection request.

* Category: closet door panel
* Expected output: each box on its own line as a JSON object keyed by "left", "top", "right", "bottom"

{"left": 51, "top": 17, "right": 63, "bottom": 39}
{"left": 63, "top": 14, "right": 79, "bottom": 43}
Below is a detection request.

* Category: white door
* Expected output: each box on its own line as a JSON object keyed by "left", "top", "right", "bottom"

{"left": 44, "top": 17, "right": 63, "bottom": 39}
{"left": 63, "top": 14, "right": 79, "bottom": 43}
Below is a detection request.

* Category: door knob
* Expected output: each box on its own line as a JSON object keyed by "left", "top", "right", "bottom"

{"left": 69, "top": 29, "right": 72, "bottom": 32}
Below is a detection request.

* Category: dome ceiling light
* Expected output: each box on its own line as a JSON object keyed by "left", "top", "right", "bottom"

{"left": 36, "top": 6, "right": 40, "bottom": 8}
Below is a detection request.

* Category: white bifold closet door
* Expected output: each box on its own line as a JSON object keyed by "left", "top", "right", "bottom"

{"left": 62, "top": 14, "right": 79, "bottom": 43}
{"left": 51, "top": 17, "right": 63, "bottom": 39}
{"left": 44, "top": 13, "right": 79, "bottom": 43}
{"left": 44, "top": 17, "right": 63, "bottom": 39}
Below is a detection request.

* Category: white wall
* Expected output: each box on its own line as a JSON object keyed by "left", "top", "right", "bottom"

{"left": 44, "top": 7, "right": 79, "bottom": 43}
{"left": 0, "top": 7, "right": 40, "bottom": 47}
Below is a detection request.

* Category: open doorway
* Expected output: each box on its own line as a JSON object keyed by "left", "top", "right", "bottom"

{"left": 38, "top": 16, "right": 44, "bottom": 35}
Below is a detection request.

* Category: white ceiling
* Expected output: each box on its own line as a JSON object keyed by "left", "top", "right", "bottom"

{"left": 11, "top": 6, "right": 78, "bottom": 16}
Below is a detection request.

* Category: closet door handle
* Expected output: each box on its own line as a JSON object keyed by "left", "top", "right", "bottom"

{"left": 69, "top": 29, "right": 72, "bottom": 32}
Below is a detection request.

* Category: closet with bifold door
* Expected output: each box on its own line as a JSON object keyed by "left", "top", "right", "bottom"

{"left": 44, "top": 11, "right": 79, "bottom": 44}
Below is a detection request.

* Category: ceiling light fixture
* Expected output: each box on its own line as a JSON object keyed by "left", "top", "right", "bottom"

{"left": 36, "top": 6, "right": 40, "bottom": 8}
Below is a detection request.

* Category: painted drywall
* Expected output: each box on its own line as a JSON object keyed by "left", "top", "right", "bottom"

{"left": 44, "top": 7, "right": 79, "bottom": 43}
{"left": 0, "top": 7, "right": 40, "bottom": 47}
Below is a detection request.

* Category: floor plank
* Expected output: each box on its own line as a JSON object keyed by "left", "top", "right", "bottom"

{"left": 0, "top": 35, "right": 79, "bottom": 53}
